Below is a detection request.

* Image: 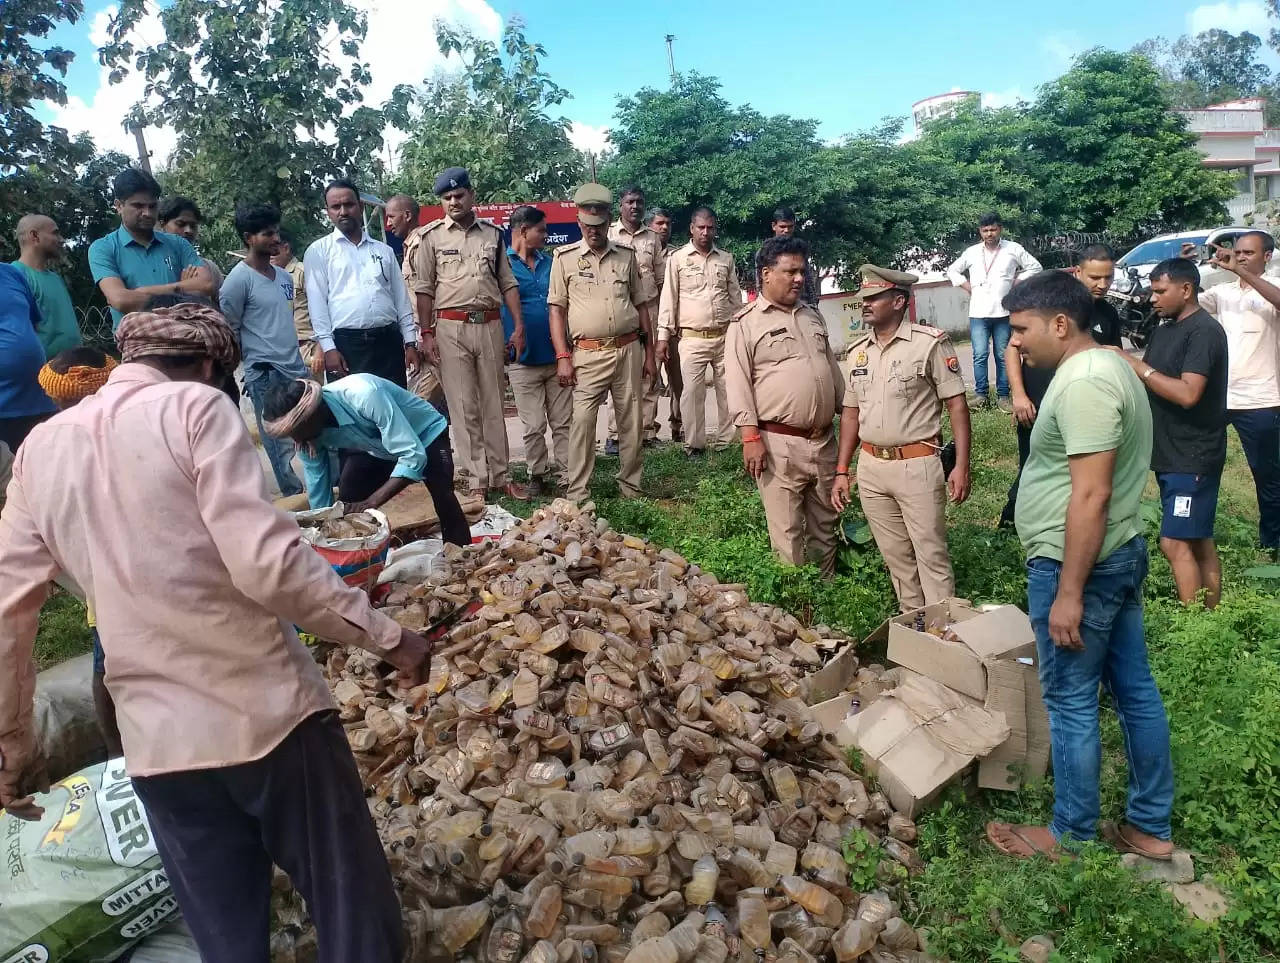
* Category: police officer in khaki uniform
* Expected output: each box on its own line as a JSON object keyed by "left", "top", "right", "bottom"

{"left": 648, "top": 208, "right": 683, "bottom": 441}
{"left": 414, "top": 168, "right": 527, "bottom": 500}
{"left": 727, "top": 237, "right": 845, "bottom": 575}
{"left": 549, "top": 184, "right": 657, "bottom": 503}
{"left": 605, "top": 186, "right": 664, "bottom": 451}
{"left": 657, "top": 207, "right": 742, "bottom": 455}
{"left": 832, "top": 265, "right": 972, "bottom": 610}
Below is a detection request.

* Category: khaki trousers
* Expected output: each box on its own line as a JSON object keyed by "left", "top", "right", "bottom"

{"left": 856, "top": 453, "right": 954, "bottom": 610}
{"left": 298, "top": 340, "right": 324, "bottom": 381}
{"left": 607, "top": 378, "right": 661, "bottom": 441}
{"left": 680, "top": 334, "right": 734, "bottom": 451}
{"left": 437, "top": 319, "right": 509, "bottom": 488}
{"left": 508, "top": 362, "right": 572, "bottom": 481}
{"left": 756, "top": 432, "right": 840, "bottom": 576}
{"left": 567, "top": 340, "right": 643, "bottom": 503}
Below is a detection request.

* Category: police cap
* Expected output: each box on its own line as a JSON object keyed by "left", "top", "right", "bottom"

{"left": 434, "top": 167, "right": 472, "bottom": 195}
{"left": 857, "top": 263, "right": 918, "bottom": 300}
{"left": 573, "top": 183, "right": 613, "bottom": 225}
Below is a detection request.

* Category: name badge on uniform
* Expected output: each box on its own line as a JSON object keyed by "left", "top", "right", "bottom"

{"left": 851, "top": 368, "right": 868, "bottom": 376}
{"left": 767, "top": 327, "right": 787, "bottom": 336}
{"left": 441, "top": 248, "right": 460, "bottom": 256}
{"left": 578, "top": 271, "right": 595, "bottom": 279}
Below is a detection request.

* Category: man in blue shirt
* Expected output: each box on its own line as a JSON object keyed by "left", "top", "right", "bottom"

{"left": 87, "top": 169, "right": 215, "bottom": 331}
{"left": 0, "top": 263, "right": 57, "bottom": 451}
{"left": 261, "top": 374, "right": 470, "bottom": 546}
{"left": 502, "top": 206, "right": 571, "bottom": 494}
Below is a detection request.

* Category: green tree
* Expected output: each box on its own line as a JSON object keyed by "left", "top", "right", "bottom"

{"left": 1029, "top": 49, "right": 1235, "bottom": 238}
{"left": 99, "top": 0, "right": 390, "bottom": 264}
{"left": 391, "top": 20, "right": 585, "bottom": 203}
{"left": 1, "top": 0, "right": 83, "bottom": 172}
{"left": 1135, "top": 30, "right": 1273, "bottom": 113}
{"left": 602, "top": 73, "right": 838, "bottom": 280}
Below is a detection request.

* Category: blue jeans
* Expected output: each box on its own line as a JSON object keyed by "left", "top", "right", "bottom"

{"left": 1027, "top": 536, "right": 1174, "bottom": 843}
{"left": 1229, "top": 407, "right": 1280, "bottom": 550}
{"left": 244, "top": 370, "right": 304, "bottom": 497}
{"left": 969, "top": 316, "right": 1011, "bottom": 397}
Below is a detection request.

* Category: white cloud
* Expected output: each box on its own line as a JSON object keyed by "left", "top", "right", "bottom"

{"left": 48, "top": 0, "right": 503, "bottom": 168}
{"left": 1187, "top": 0, "right": 1270, "bottom": 36}
{"left": 982, "top": 88, "right": 1028, "bottom": 110}
{"left": 568, "top": 121, "right": 610, "bottom": 156}
{"left": 1040, "top": 32, "right": 1082, "bottom": 68}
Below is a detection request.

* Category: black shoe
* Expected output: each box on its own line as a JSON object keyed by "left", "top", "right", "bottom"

{"left": 671, "top": 427, "right": 684, "bottom": 443}
{"left": 686, "top": 447, "right": 706, "bottom": 458}
{"left": 604, "top": 438, "right": 620, "bottom": 456}
{"left": 642, "top": 438, "right": 659, "bottom": 449}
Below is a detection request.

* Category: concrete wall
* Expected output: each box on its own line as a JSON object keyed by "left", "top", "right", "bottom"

{"left": 816, "top": 281, "right": 970, "bottom": 356}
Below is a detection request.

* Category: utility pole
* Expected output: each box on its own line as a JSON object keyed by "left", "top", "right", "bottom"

{"left": 589, "top": 152, "right": 597, "bottom": 182}
{"left": 665, "top": 34, "right": 677, "bottom": 86}
{"left": 129, "top": 123, "right": 152, "bottom": 174}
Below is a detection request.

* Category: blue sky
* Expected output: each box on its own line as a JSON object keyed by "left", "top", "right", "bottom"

{"left": 37, "top": 0, "right": 1280, "bottom": 162}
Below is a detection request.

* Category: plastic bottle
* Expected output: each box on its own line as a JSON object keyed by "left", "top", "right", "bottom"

{"left": 630, "top": 913, "right": 672, "bottom": 944}
{"left": 798, "top": 843, "right": 846, "bottom": 884}
{"left": 576, "top": 869, "right": 638, "bottom": 899}
{"left": 724, "top": 848, "right": 773, "bottom": 889}
{"left": 732, "top": 825, "right": 775, "bottom": 853}
{"left": 778, "top": 877, "right": 843, "bottom": 927}
{"left": 691, "top": 936, "right": 728, "bottom": 963}
{"left": 683, "top": 853, "right": 720, "bottom": 907}
{"left": 429, "top": 810, "right": 486, "bottom": 844}
{"left": 737, "top": 895, "right": 771, "bottom": 952}
{"left": 611, "top": 827, "right": 661, "bottom": 856}
{"left": 831, "top": 921, "right": 875, "bottom": 962}
{"left": 522, "top": 940, "right": 561, "bottom": 963}
{"left": 527, "top": 883, "right": 563, "bottom": 941}
{"left": 421, "top": 900, "right": 491, "bottom": 953}
{"left": 704, "top": 811, "right": 735, "bottom": 845}
{"left": 527, "top": 758, "right": 570, "bottom": 789}
{"left": 576, "top": 853, "right": 652, "bottom": 877}
{"left": 488, "top": 907, "right": 526, "bottom": 963}
{"left": 643, "top": 728, "right": 671, "bottom": 772}
{"left": 446, "top": 837, "right": 484, "bottom": 882}
{"left": 622, "top": 938, "right": 678, "bottom": 963}
{"left": 762, "top": 842, "right": 798, "bottom": 879}
{"left": 587, "top": 787, "right": 636, "bottom": 826}
{"left": 643, "top": 852, "right": 674, "bottom": 897}
{"left": 764, "top": 764, "right": 801, "bottom": 808}
{"left": 541, "top": 790, "right": 586, "bottom": 831}
{"left": 667, "top": 911, "right": 706, "bottom": 962}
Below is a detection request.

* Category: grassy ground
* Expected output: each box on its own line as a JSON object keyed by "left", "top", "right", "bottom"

{"left": 32, "top": 408, "right": 1280, "bottom": 959}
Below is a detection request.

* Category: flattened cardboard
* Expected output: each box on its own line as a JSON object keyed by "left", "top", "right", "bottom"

{"left": 951, "top": 605, "right": 1037, "bottom": 662}
{"left": 1023, "top": 664, "right": 1051, "bottom": 780}
{"left": 978, "top": 660, "right": 1030, "bottom": 790}
{"left": 803, "top": 646, "right": 860, "bottom": 704}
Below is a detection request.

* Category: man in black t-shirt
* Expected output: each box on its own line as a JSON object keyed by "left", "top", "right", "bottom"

{"left": 999, "top": 246, "right": 1124, "bottom": 526}
{"left": 1109, "top": 257, "right": 1228, "bottom": 608}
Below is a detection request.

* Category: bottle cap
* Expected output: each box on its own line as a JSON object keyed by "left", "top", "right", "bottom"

{"left": 572, "top": 852, "right": 586, "bottom": 866}
{"left": 480, "top": 823, "right": 494, "bottom": 837}
{"left": 449, "top": 850, "right": 465, "bottom": 866}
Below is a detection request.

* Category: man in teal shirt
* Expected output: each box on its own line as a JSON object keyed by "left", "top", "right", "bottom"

{"left": 985, "top": 270, "right": 1175, "bottom": 864}
{"left": 261, "top": 374, "right": 470, "bottom": 546}
{"left": 11, "top": 214, "right": 81, "bottom": 357}
{"left": 87, "top": 169, "right": 214, "bottom": 331}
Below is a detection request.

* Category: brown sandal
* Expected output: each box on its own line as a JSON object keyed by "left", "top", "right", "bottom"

{"left": 1101, "top": 821, "right": 1173, "bottom": 861}
{"left": 985, "top": 822, "right": 1063, "bottom": 862}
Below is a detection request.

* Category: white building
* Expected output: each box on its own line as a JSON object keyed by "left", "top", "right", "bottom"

{"left": 911, "top": 91, "right": 979, "bottom": 135}
{"left": 1175, "top": 98, "right": 1280, "bottom": 224}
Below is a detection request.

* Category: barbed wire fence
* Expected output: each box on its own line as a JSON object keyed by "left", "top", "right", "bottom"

{"left": 76, "top": 305, "right": 118, "bottom": 355}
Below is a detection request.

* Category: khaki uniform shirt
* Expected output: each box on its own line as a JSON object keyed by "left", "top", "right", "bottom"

{"left": 657, "top": 242, "right": 742, "bottom": 339}
{"left": 281, "top": 257, "right": 314, "bottom": 341}
{"left": 548, "top": 240, "right": 644, "bottom": 340}
{"left": 401, "top": 225, "right": 428, "bottom": 325}
{"left": 609, "top": 220, "right": 663, "bottom": 306}
{"left": 726, "top": 299, "right": 845, "bottom": 430}
{"left": 846, "top": 320, "right": 965, "bottom": 447}
{"left": 411, "top": 215, "right": 518, "bottom": 312}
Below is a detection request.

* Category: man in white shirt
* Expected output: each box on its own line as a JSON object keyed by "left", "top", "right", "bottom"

{"left": 1199, "top": 230, "right": 1280, "bottom": 558}
{"left": 947, "top": 212, "right": 1043, "bottom": 412}
{"left": 304, "top": 178, "right": 421, "bottom": 501}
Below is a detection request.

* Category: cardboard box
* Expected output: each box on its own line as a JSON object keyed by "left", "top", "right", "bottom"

{"left": 886, "top": 601, "right": 1033, "bottom": 701}
{"left": 841, "top": 670, "right": 1010, "bottom": 816}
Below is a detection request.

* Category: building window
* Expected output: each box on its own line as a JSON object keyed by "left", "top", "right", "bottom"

{"left": 1257, "top": 175, "right": 1272, "bottom": 202}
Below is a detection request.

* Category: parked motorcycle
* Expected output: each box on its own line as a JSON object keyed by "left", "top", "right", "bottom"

{"left": 1107, "top": 267, "right": 1158, "bottom": 349}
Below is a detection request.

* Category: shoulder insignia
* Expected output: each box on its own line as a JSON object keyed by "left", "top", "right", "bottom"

{"left": 613, "top": 239, "right": 635, "bottom": 251}
{"left": 850, "top": 330, "right": 873, "bottom": 346}
{"left": 554, "top": 242, "right": 583, "bottom": 257}
{"left": 912, "top": 323, "right": 947, "bottom": 338}
{"left": 733, "top": 303, "right": 754, "bottom": 322}
{"left": 421, "top": 218, "right": 446, "bottom": 233}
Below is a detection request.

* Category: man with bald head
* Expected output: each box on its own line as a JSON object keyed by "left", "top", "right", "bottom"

{"left": 11, "top": 214, "right": 82, "bottom": 358}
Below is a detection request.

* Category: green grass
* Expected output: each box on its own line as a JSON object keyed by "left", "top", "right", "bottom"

{"left": 34, "top": 589, "right": 93, "bottom": 670}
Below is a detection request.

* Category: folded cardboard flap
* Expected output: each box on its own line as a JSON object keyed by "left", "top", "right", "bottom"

{"left": 952, "top": 605, "right": 1036, "bottom": 661}
{"left": 842, "top": 669, "right": 1010, "bottom": 816}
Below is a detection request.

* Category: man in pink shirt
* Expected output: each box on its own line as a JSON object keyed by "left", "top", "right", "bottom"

{"left": 0, "top": 304, "right": 428, "bottom": 962}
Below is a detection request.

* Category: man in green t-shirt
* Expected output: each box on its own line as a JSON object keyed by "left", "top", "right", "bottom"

{"left": 11, "top": 214, "right": 82, "bottom": 358}
{"left": 984, "top": 270, "right": 1175, "bottom": 864}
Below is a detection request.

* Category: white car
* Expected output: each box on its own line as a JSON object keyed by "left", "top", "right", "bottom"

{"left": 1111, "top": 226, "right": 1270, "bottom": 294}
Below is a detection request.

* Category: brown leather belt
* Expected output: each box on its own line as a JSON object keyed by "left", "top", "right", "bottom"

{"left": 760, "top": 421, "right": 830, "bottom": 440}
{"left": 861, "top": 440, "right": 938, "bottom": 460}
{"left": 437, "top": 309, "right": 500, "bottom": 323}
{"left": 680, "top": 327, "right": 727, "bottom": 339}
{"left": 575, "top": 331, "right": 641, "bottom": 351}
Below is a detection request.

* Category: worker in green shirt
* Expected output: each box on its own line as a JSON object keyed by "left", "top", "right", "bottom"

{"left": 11, "top": 214, "right": 82, "bottom": 358}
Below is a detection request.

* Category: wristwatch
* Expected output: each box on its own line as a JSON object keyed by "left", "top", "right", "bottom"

{"left": 1142, "top": 366, "right": 1156, "bottom": 381}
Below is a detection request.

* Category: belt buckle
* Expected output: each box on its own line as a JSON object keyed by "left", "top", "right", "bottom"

{"left": 809, "top": 426, "right": 824, "bottom": 440}
{"left": 874, "top": 445, "right": 898, "bottom": 461}
{"left": 467, "top": 310, "right": 484, "bottom": 324}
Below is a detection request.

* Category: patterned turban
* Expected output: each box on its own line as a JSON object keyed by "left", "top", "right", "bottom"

{"left": 115, "top": 303, "right": 241, "bottom": 371}
{"left": 262, "top": 379, "right": 323, "bottom": 438}
{"left": 38, "top": 356, "right": 118, "bottom": 406}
